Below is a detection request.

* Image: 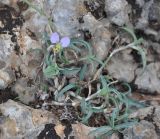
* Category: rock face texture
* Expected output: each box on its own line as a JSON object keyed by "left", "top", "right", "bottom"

{"left": 51, "top": 0, "right": 84, "bottom": 37}
{"left": 106, "top": 49, "right": 138, "bottom": 83}
{"left": 0, "top": 100, "right": 58, "bottom": 139}
{"left": 123, "top": 120, "right": 158, "bottom": 139}
{"left": 1, "top": 0, "right": 160, "bottom": 139}
{"left": 135, "top": 62, "right": 160, "bottom": 93}
{"left": 105, "top": 0, "right": 130, "bottom": 26}
{"left": 127, "top": 106, "right": 160, "bottom": 139}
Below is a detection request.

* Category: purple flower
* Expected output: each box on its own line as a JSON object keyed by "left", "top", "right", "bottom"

{"left": 50, "top": 32, "right": 70, "bottom": 48}
{"left": 50, "top": 32, "right": 59, "bottom": 44}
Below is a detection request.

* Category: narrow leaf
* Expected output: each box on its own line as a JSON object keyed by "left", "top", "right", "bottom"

{"left": 55, "top": 84, "right": 77, "bottom": 101}
{"left": 79, "top": 64, "right": 88, "bottom": 80}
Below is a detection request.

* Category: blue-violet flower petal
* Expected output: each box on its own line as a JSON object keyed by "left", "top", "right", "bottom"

{"left": 50, "top": 32, "right": 60, "bottom": 44}
{"left": 60, "top": 37, "right": 70, "bottom": 47}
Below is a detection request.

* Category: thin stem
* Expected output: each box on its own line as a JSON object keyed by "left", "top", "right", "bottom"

{"left": 85, "top": 90, "right": 102, "bottom": 101}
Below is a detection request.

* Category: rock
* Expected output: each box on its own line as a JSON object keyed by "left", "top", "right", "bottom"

{"left": 18, "top": 48, "right": 43, "bottom": 79}
{"left": 82, "top": 13, "right": 101, "bottom": 34}
{"left": 0, "top": 68, "right": 15, "bottom": 89}
{"left": 153, "top": 106, "right": 160, "bottom": 130}
{"left": 135, "top": 0, "right": 153, "bottom": 30}
{"left": 81, "top": 13, "right": 111, "bottom": 78}
{"left": 51, "top": 0, "right": 85, "bottom": 37}
{"left": 106, "top": 49, "right": 138, "bottom": 82}
{"left": 151, "top": 42, "right": 160, "bottom": 56}
{"left": 143, "top": 41, "right": 159, "bottom": 63}
{"left": 129, "top": 106, "right": 160, "bottom": 136}
{"left": 91, "top": 24, "right": 111, "bottom": 61}
{"left": 0, "top": 4, "right": 23, "bottom": 89}
{"left": 22, "top": 9, "right": 49, "bottom": 39}
{"left": 136, "top": 0, "right": 145, "bottom": 7}
{"left": 105, "top": 0, "right": 130, "bottom": 26}
{"left": 148, "top": 0, "right": 160, "bottom": 30}
{"left": 0, "top": 34, "right": 14, "bottom": 61}
{"left": 123, "top": 120, "right": 158, "bottom": 139}
{"left": 0, "top": 0, "right": 18, "bottom": 7}
{"left": 129, "top": 106, "right": 154, "bottom": 120}
{"left": 0, "top": 36, "right": 16, "bottom": 89}
{"left": 72, "top": 123, "right": 119, "bottom": 139}
{"left": 72, "top": 123, "right": 95, "bottom": 139}
{"left": 0, "top": 100, "right": 58, "bottom": 139}
{"left": 135, "top": 62, "right": 160, "bottom": 93}
{"left": 12, "top": 78, "right": 38, "bottom": 104}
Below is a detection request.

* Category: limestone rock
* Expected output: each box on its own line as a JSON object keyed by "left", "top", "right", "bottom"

{"left": 105, "top": 0, "right": 130, "bottom": 26}
{"left": 135, "top": 62, "right": 160, "bottom": 93}
{"left": 51, "top": 0, "right": 85, "bottom": 37}
{"left": 106, "top": 49, "right": 138, "bottom": 82}
{"left": 0, "top": 100, "right": 58, "bottom": 139}
{"left": 12, "top": 78, "right": 38, "bottom": 105}
{"left": 123, "top": 120, "right": 158, "bottom": 139}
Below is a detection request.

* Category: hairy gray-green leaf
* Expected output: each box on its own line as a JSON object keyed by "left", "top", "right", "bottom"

{"left": 43, "top": 64, "right": 59, "bottom": 78}
{"left": 60, "top": 67, "right": 81, "bottom": 76}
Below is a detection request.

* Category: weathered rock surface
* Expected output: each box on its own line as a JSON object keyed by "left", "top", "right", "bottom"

{"left": 72, "top": 123, "right": 119, "bottom": 139}
{"left": 0, "top": 34, "right": 14, "bottom": 61}
{"left": 106, "top": 49, "right": 138, "bottom": 82}
{"left": 91, "top": 25, "right": 111, "bottom": 61}
{"left": 153, "top": 106, "right": 160, "bottom": 130}
{"left": 129, "top": 106, "right": 154, "bottom": 120}
{"left": 135, "top": 62, "right": 160, "bottom": 93}
{"left": 148, "top": 0, "right": 160, "bottom": 30}
{"left": 81, "top": 13, "right": 111, "bottom": 78}
{"left": 0, "top": 35, "right": 16, "bottom": 89}
{"left": 0, "top": 100, "right": 58, "bottom": 139}
{"left": 126, "top": 106, "right": 160, "bottom": 139}
{"left": 12, "top": 78, "right": 38, "bottom": 104}
{"left": 105, "top": 0, "right": 130, "bottom": 26}
{"left": 135, "top": 0, "right": 154, "bottom": 30}
{"left": 51, "top": 0, "right": 85, "bottom": 37}
{"left": 123, "top": 120, "right": 158, "bottom": 139}
{"left": 0, "top": 68, "right": 15, "bottom": 89}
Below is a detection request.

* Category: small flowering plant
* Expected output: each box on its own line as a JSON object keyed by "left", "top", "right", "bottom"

{"left": 48, "top": 32, "right": 70, "bottom": 53}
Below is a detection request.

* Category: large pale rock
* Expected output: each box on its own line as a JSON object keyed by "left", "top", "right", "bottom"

{"left": 0, "top": 4, "right": 22, "bottom": 89}
{"left": 106, "top": 49, "right": 138, "bottom": 82}
{"left": 72, "top": 123, "right": 119, "bottom": 139}
{"left": 105, "top": 0, "right": 130, "bottom": 26}
{"left": 135, "top": 62, "right": 160, "bottom": 93}
{"left": 0, "top": 100, "right": 58, "bottom": 139}
{"left": 0, "top": 68, "right": 15, "bottom": 89}
{"left": 51, "top": 0, "right": 85, "bottom": 37}
{"left": 135, "top": 0, "right": 154, "bottom": 30}
{"left": 0, "top": 34, "right": 14, "bottom": 61}
{"left": 92, "top": 26, "right": 111, "bottom": 61}
{"left": 129, "top": 106, "right": 154, "bottom": 120}
{"left": 123, "top": 120, "right": 158, "bottom": 139}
